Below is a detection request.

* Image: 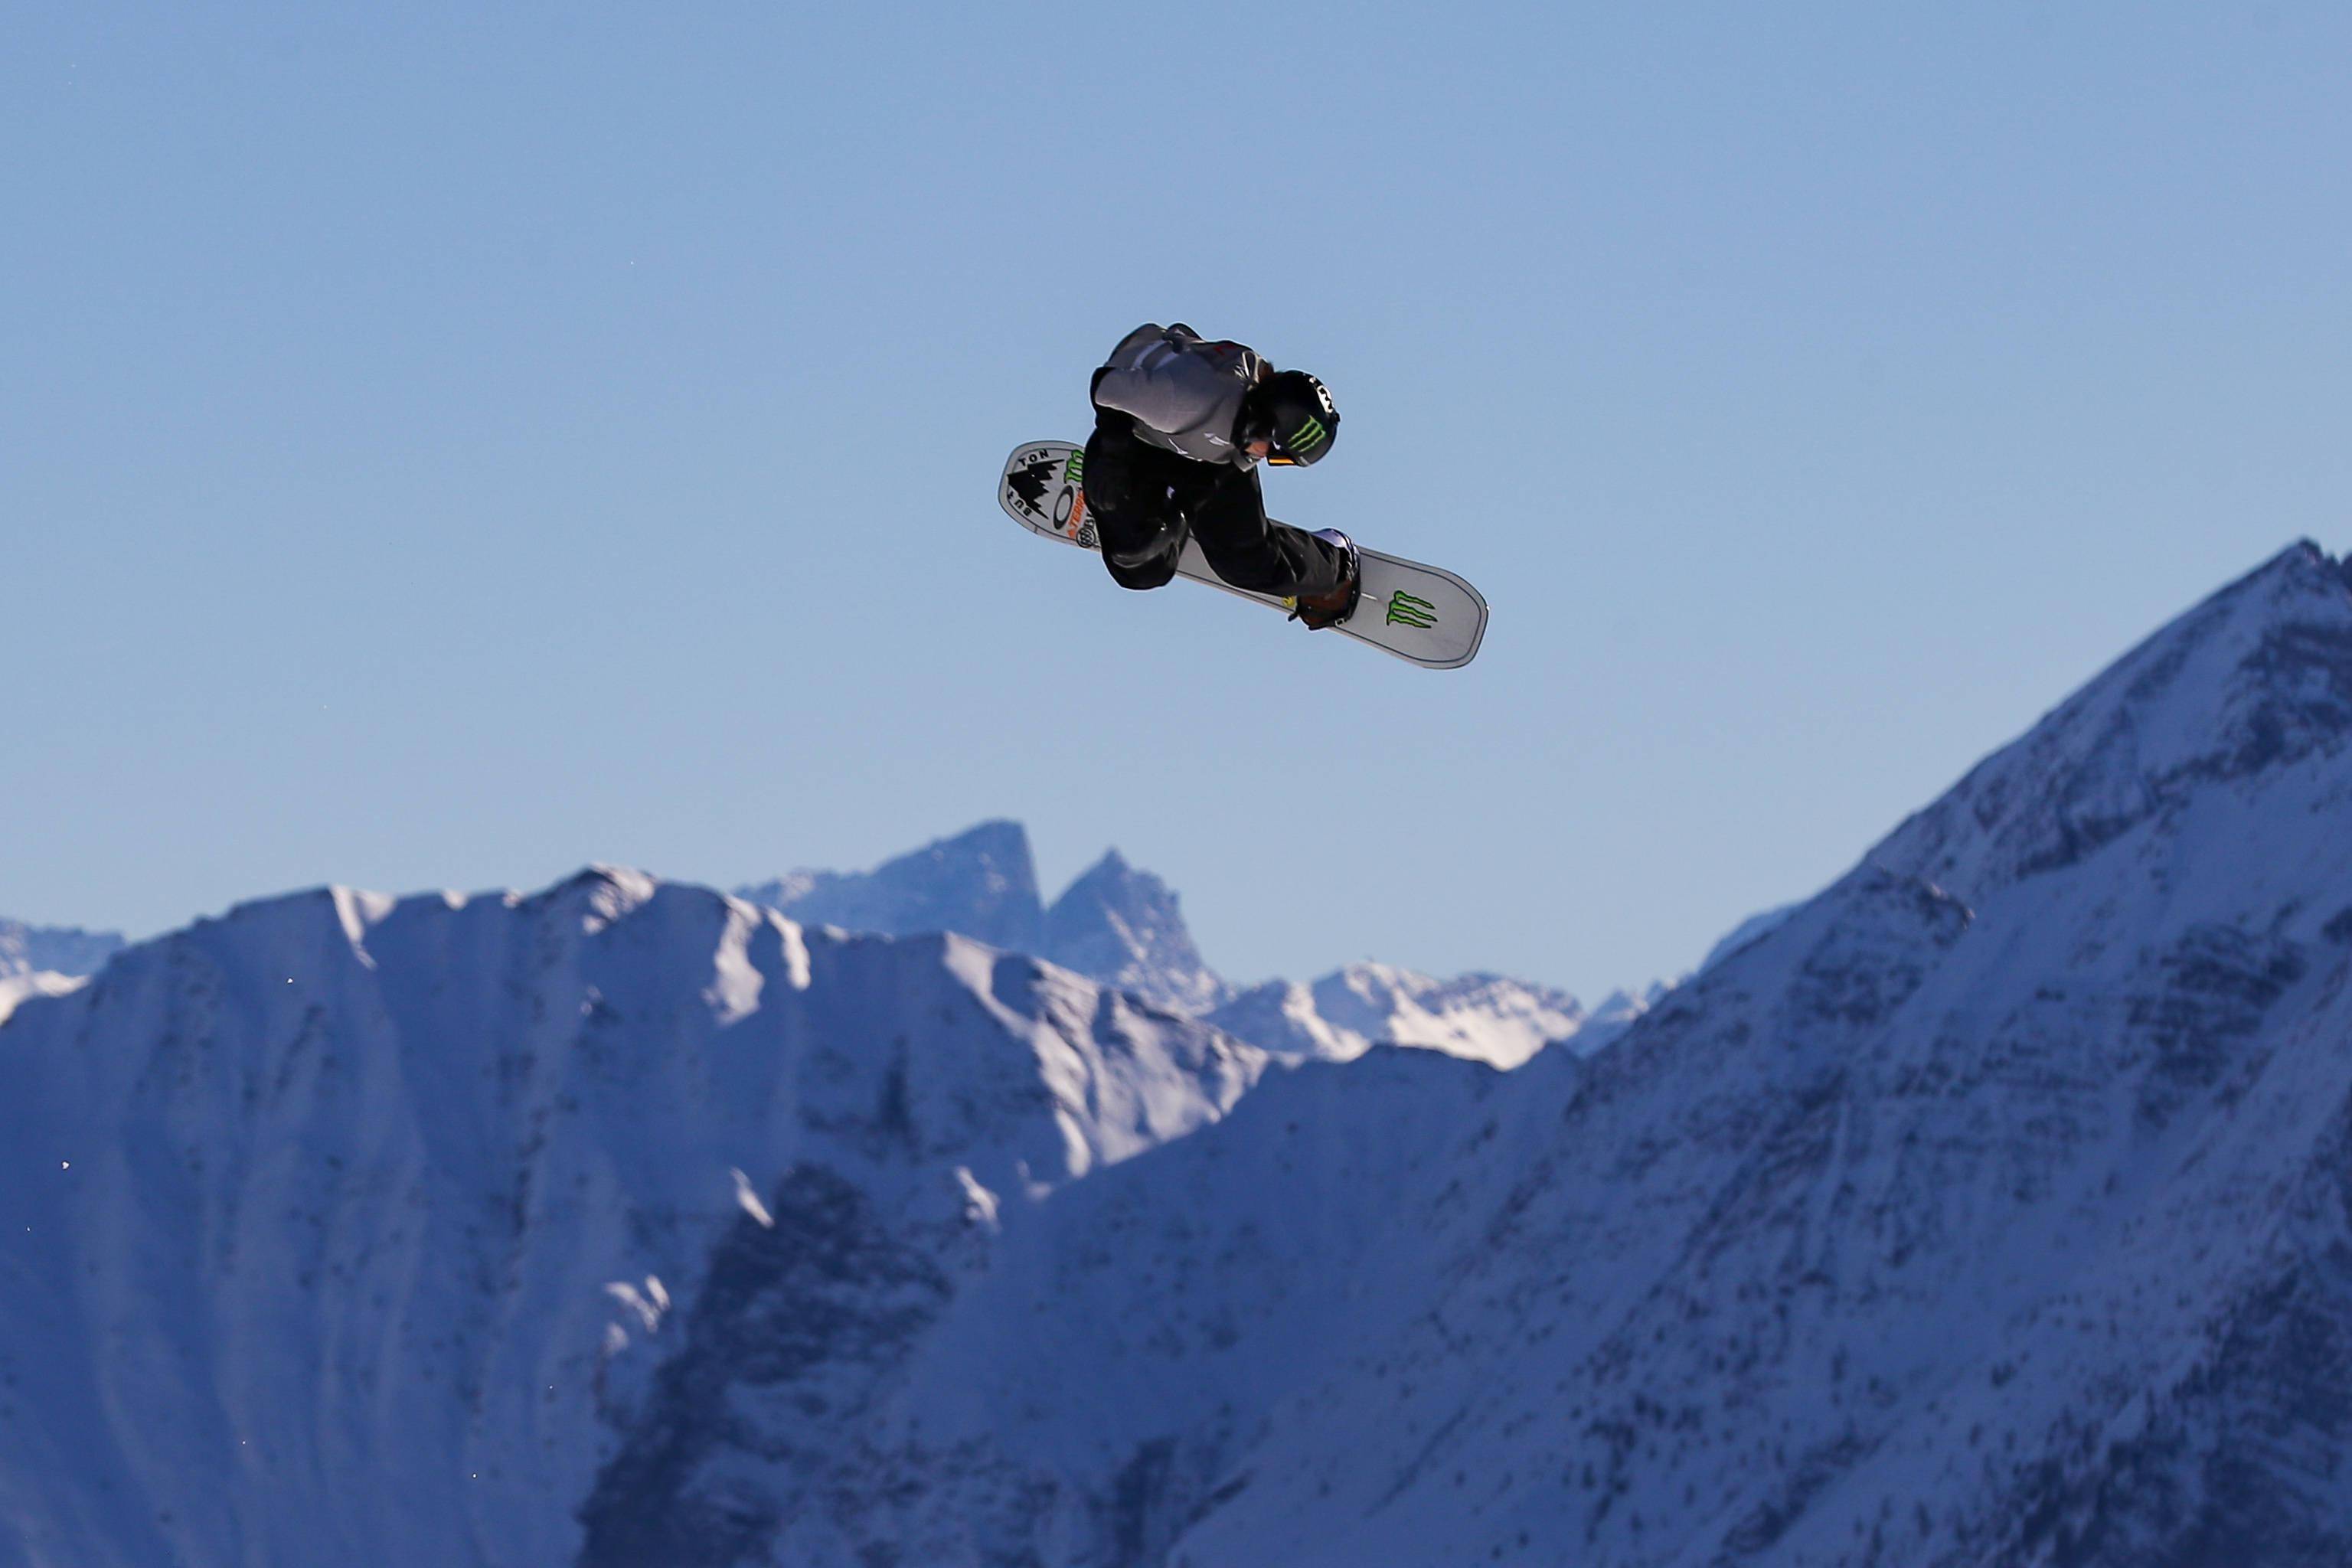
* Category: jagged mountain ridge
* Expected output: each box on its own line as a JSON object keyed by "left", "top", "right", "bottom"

{"left": 0, "top": 918, "right": 124, "bottom": 982}
{"left": 1870, "top": 539, "right": 2352, "bottom": 905}
{"left": 1039, "top": 849, "right": 1226, "bottom": 1017}
{"left": 4, "top": 541, "right": 2349, "bottom": 1566}
{"left": 739, "top": 821, "right": 1048, "bottom": 956}
{"left": 737, "top": 822, "right": 1625, "bottom": 1065}
{"left": 0, "top": 920, "right": 125, "bottom": 1028}
{"left": 1207, "top": 963, "right": 1617, "bottom": 1069}
{"left": 738, "top": 822, "right": 1226, "bottom": 1015}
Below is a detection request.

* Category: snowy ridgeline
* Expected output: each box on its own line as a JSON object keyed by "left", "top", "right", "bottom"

{"left": 0, "top": 920, "right": 124, "bottom": 984}
{"left": 1, "top": 832, "right": 1623, "bottom": 1070}
{"left": 3, "top": 541, "right": 2352, "bottom": 1566}
{"left": 737, "top": 821, "right": 1657, "bottom": 1067}
{"left": 0, "top": 921, "right": 125, "bottom": 1027}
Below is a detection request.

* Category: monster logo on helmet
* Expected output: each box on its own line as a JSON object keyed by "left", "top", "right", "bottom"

{"left": 1246, "top": 370, "right": 1340, "bottom": 466}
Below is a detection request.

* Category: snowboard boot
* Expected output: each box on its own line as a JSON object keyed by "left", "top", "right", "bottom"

{"left": 1289, "top": 529, "right": 1363, "bottom": 630}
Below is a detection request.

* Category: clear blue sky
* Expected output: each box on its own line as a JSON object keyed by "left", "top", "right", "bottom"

{"left": 7, "top": 4, "right": 2348, "bottom": 998}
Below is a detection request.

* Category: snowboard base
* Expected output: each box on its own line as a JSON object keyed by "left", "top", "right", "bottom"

{"left": 998, "top": 442, "right": 1486, "bottom": 669}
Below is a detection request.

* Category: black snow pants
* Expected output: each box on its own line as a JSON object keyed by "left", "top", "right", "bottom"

{"left": 1082, "top": 417, "right": 1349, "bottom": 599}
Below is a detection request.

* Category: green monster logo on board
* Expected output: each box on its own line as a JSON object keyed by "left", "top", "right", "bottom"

{"left": 1386, "top": 590, "right": 1438, "bottom": 629}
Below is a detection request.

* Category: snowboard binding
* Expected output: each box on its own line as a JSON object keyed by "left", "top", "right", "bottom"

{"left": 1288, "top": 529, "right": 1363, "bottom": 630}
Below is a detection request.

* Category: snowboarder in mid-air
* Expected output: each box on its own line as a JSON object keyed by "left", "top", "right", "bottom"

{"left": 1083, "top": 323, "right": 1362, "bottom": 629}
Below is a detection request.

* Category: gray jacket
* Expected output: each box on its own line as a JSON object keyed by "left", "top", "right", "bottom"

{"left": 1090, "top": 323, "right": 1263, "bottom": 467}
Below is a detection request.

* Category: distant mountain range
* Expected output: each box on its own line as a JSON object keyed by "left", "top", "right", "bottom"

{"left": 0, "top": 918, "right": 123, "bottom": 982}
{"left": 740, "top": 824, "right": 1229, "bottom": 1018}
{"left": 0, "top": 920, "right": 125, "bottom": 1026}
{"left": 6, "top": 541, "right": 2350, "bottom": 1565}
{"left": 736, "top": 822, "right": 1651, "bottom": 1066}
{"left": 4, "top": 825, "right": 1643, "bottom": 1067}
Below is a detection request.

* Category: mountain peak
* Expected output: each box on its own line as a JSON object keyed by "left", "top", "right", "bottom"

{"left": 1870, "top": 539, "right": 2352, "bottom": 905}
{"left": 1040, "top": 848, "right": 1226, "bottom": 1014}
{"left": 1056, "top": 846, "right": 1141, "bottom": 895}
{"left": 737, "top": 821, "right": 1044, "bottom": 952}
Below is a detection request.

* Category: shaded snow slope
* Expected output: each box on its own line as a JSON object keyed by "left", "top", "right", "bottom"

{"left": 0, "top": 871, "right": 1263, "bottom": 1568}
{"left": 1870, "top": 541, "right": 2352, "bottom": 908}
{"left": 0, "top": 971, "right": 83, "bottom": 1027}
{"left": 1158, "top": 541, "right": 2352, "bottom": 1566}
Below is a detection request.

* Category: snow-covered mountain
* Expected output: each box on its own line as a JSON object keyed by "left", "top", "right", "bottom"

{"left": 7, "top": 539, "right": 2350, "bottom": 1566}
{"left": 0, "top": 917, "right": 123, "bottom": 981}
{"left": 1570, "top": 979, "right": 1674, "bottom": 1053}
{"left": 0, "top": 970, "right": 82, "bottom": 1027}
{"left": 738, "top": 822, "right": 1222, "bottom": 1012}
{"left": 0, "top": 919, "right": 126, "bottom": 1027}
{"left": 0, "top": 871, "right": 1264, "bottom": 1567}
{"left": 738, "top": 819, "right": 1048, "bottom": 954}
{"left": 1147, "top": 539, "right": 2352, "bottom": 1566}
{"left": 1694, "top": 903, "right": 1802, "bottom": 975}
{"left": 1208, "top": 962, "right": 1596, "bottom": 1069}
{"left": 739, "top": 822, "right": 1622, "bottom": 1063}
{"left": 1040, "top": 849, "right": 1227, "bottom": 1015}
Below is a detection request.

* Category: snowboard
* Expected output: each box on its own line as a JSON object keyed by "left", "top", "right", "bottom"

{"left": 998, "top": 441, "right": 1487, "bottom": 670}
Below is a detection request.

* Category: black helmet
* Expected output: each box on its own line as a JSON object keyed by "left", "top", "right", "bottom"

{"left": 1241, "top": 369, "right": 1339, "bottom": 466}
